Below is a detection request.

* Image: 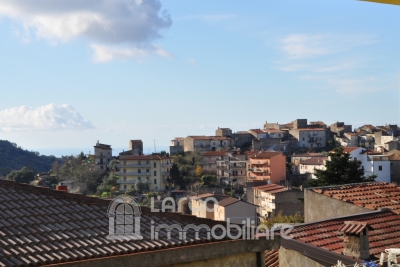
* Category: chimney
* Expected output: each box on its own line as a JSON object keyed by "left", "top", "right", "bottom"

{"left": 56, "top": 184, "right": 68, "bottom": 192}
{"left": 338, "top": 221, "right": 373, "bottom": 260}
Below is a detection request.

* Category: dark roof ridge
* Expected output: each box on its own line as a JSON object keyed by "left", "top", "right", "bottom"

{"left": 306, "top": 182, "right": 389, "bottom": 192}
{"left": 295, "top": 209, "right": 390, "bottom": 228}
{"left": 0, "top": 179, "right": 230, "bottom": 227}
{"left": 0, "top": 179, "right": 112, "bottom": 207}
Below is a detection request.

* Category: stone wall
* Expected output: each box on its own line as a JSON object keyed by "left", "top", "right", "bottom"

{"left": 304, "top": 189, "right": 371, "bottom": 222}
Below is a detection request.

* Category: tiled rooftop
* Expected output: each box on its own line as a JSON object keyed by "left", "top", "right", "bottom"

{"left": 264, "top": 249, "right": 278, "bottom": 267}
{"left": 311, "top": 182, "right": 400, "bottom": 214}
{"left": 300, "top": 157, "right": 327, "bottom": 165}
{"left": 0, "top": 180, "right": 233, "bottom": 266}
{"left": 291, "top": 210, "right": 400, "bottom": 258}
{"left": 253, "top": 184, "right": 288, "bottom": 194}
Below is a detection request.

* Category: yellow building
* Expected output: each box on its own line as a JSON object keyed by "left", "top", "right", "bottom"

{"left": 116, "top": 155, "right": 173, "bottom": 191}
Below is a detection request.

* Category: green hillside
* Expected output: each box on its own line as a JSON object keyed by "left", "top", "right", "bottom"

{"left": 0, "top": 140, "right": 58, "bottom": 176}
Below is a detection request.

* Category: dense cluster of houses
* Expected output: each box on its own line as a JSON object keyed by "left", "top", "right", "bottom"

{"left": 36, "top": 118, "right": 399, "bottom": 266}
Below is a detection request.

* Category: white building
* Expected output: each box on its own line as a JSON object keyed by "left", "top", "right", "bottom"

{"left": 343, "top": 147, "right": 390, "bottom": 183}
{"left": 299, "top": 157, "right": 328, "bottom": 179}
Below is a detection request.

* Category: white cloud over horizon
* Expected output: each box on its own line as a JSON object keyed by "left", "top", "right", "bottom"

{"left": 0, "top": 0, "right": 172, "bottom": 62}
{"left": 0, "top": 104, "right": 94, "bottom": 132}
{"left": 281, "top": 33, "right": 376, "bottom": 59}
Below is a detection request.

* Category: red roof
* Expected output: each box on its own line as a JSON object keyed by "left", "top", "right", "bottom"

{"left": 300, "top": 157, "right": 327, "bottom": 165}
{"left": 291, "top": 210, "right": 400, "bottom": 258}
{"left": 342, "top": 147, "right": 362, "bottom": 153}
{"left": 311, "top": 182, "right": 400, "bottom": 214}
{"left": 247, "top": 151, "right": 282, "bottom": 159}
{"left": 295, "top": 128, "right": 325, "bottom": 131}
{"left": 265, "top": 249, "right": 279, "bottom": 267}
{"left": 253, "top": 184, "right": 288, "bottom": 194}
{"left": 120, "top": 155, "right": 171, "bottom": 160}
{"left": 250, "top": 129, "right": 266, "bottom": 134}
{"left": 337, "top": 221, "right": 373, "bottom": 234}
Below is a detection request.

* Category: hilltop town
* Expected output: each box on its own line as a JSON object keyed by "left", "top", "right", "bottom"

{"left": 1, "top": 118, "right": 400, "bottom": 267}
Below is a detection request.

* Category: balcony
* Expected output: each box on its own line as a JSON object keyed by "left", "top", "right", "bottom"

{"left": 116, "top": 163, "right": 151, "bottom": 168}
{"left": 116, "top": 172, "right": 151, "bottom": 176}
{"left": 308, "top": 138, "right": 317, "bottom": 142}
{"left": 230, "top": 165, "right": 246, "bottom": 169}
{"left": 217, "top": 165, "right": 228, "bottom": 170}
{"left": 162, "top": 163, "right": 173, "bottom": 167}
{"left": 117, "top": 179, "right": 137, "bottom": 184}
{"left": 162, "top": 171, "right": 169, "bottom": 175}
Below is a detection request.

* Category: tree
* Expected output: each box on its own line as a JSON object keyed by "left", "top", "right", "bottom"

{"left": 51, "top": 155, "right": 106, "bottom": 194}
{"left": 6, "top": 167, "right": 35, "bottom": 184}
{"left": 305, "top": 147, "right": 376, "bottom": 187}
{"left": 201, "top": 175, "right": 217, "bottom": 187}
{"left": 195, "top": 165, "right": 203, "bottom": 177}
{"left": 136, "top": 181, "right": 150, "bottom": 193}
{"left": 170, "top": 163, "right": 185, "bottom": 189}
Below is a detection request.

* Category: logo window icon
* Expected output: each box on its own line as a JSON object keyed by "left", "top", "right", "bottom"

{"left": 107, "top": 196, "right": 143, "bottom": 240}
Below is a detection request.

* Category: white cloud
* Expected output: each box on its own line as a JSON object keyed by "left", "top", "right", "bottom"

{"left": 0, "top": 0, "right": 172, "bottom": 61}
{"left": 281, "top": 34, "right": 376, "bottom": 59}
{"left": 186, "top": 58, "right": 197, "bottom": 65}
{"left": 0, "top": 104, "right": 94, "bottom": 132}
{"left": 282, "top": 34, "right": 331, "bottom": 59}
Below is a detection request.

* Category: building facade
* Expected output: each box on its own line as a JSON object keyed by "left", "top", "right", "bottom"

{"left": 116, "top": 155, "right": 173, "bottom": 191}
{"left": 94, "top": 140, "right": 112, "bottom": 170}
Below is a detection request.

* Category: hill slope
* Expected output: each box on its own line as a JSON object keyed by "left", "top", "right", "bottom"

{"left": 0, "top": 140, "right": 58, "bottom": 176}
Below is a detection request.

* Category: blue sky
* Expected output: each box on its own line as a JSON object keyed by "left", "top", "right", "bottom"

{"left": 0, "top": 0, "right": 398, "bottom": 157}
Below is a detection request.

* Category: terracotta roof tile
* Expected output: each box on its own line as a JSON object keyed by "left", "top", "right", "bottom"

{"left": 311, "top": 182, "right": 400, "bottom": 214}
{"left": 265, "top": 249, "right": 279, "bottom": 267}
{"left": 292, "top": 210, "right": 400, "bottom": 258}
{"left": 0, "top": 179, "right": 240, "bottom": 266}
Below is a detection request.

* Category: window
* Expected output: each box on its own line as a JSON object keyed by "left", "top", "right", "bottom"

{"left": 123, "top": 185, "right": 127, "bottom": 189}
{"left": 379, "top": 165, "right": 382, "bottom": 171}
{"left": 154, "top": 171, "right": 157, "bottom": 176}
{"left": 138, "top": 169, "right": 141, "bottom": 173}
{"left": 154, "top": 179, "right": 157, "bottom": 184}
{"left": 146, "top": 160, "right": 149, "bottom": 164}
{"left": 138, "top": 176, "right": 141, "bottom": 180}
{"left": 123, "top": 177, "right": 127, "bottom": 181}
{"left": 123, "top": 169, "right": 126, "bottom": 173}
{"left": 138, "top": 160, "right": 141, "bottom": 165}
{"left": 146, "top": 169, "right": 149, "bottom": 173}
{"left": 153, "top": 162, "right": 156, "bottom": 168}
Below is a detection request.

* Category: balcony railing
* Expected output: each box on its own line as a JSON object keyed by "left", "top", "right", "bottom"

{"left": 116, "top": 172, "right": 151, "bottom": 176}
{"left": 116, "top": 163, "right": 151, "bottom": 168}
{"left": 117, "top": 180, "right": 137, "bottom": 184}
{"left": 162, "top": 163, "right": 173, "bottom": 167}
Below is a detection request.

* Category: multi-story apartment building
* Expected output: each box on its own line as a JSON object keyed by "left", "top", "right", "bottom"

{"left": 247, "top": 151, "right": 286, "bottom": 184}
{"left": 216, "top": 153, "right": 247, "bottom": 185}
{"left": 299, "top": 157, "right": 328, "bottom": 179}
{"left": 215, "top": 127, "right": 232, "bottom": 137}
{"left": 116, "top": 155, "right": 173, "bottom": 191}
{"left": 253, "top": 184, "right": 303, "bottom": 218}
{"left": 184, "top": 136, "right": 233, "bottom": 152}
{"left": 169, "top": 137, "right": 185, "bottom": 155}
{"left": 291, "top": 152, "right": 325, "bottom": 174}
{"left": 93, "top": 140, "right": 112, "bottom": 170}
{"left": 289, "top": 128, "right": 327, "bottom": 148}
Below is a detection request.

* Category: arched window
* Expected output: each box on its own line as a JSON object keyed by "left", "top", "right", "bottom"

{"left": 116, "top": 203, "right": 134, "bottom": 234}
